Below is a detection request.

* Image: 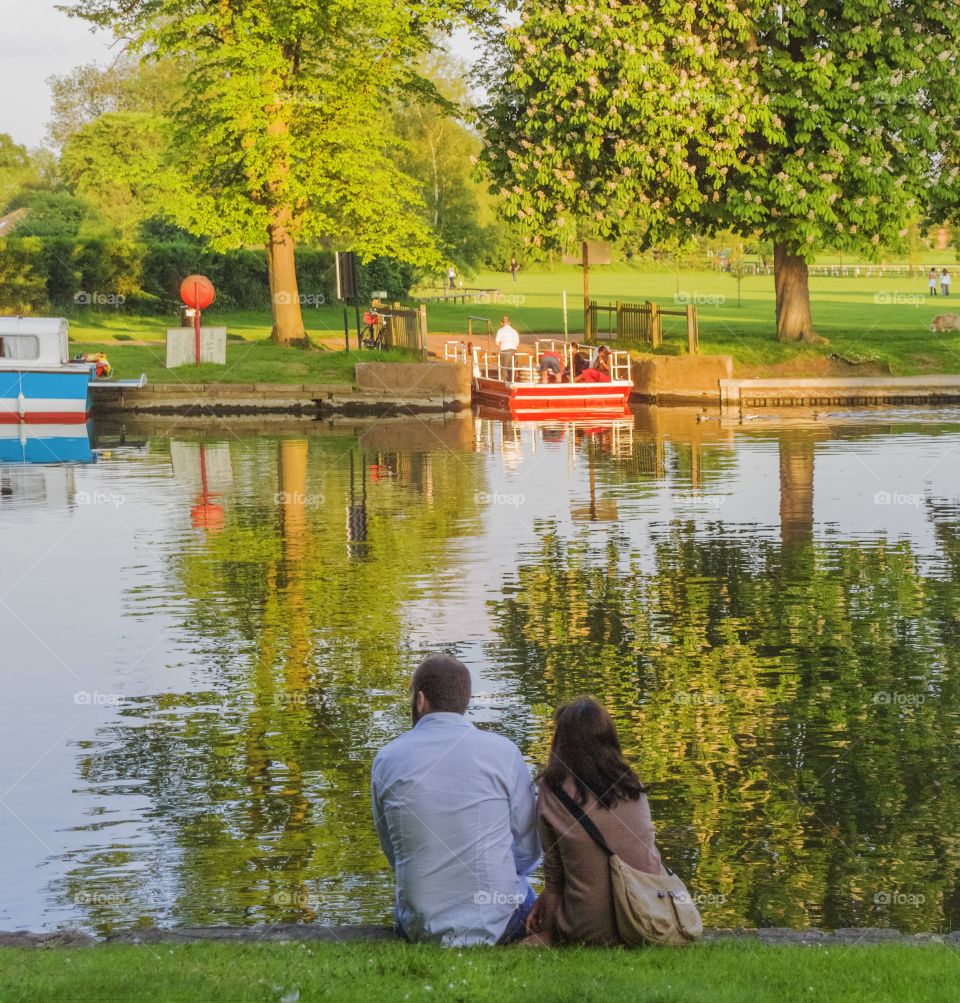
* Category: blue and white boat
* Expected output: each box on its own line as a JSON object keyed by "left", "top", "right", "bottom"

{"left": 0, "top": 316, "right": 145, "bottom": 424}
{"left": 0, "top": 423, "right": 95, "bottom": 464}
{"left": 0, "top": 317, "right": 93, "bottom": 424}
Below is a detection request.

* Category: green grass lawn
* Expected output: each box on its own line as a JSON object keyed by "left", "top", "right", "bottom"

{"left": 419, "top": 264, "right": 960, "bottom": 375}
{"left": 79, "top": 341, "right": 422, "bottom": 386}
{"left": 65, "top": 264, "right": 960, "bottom": 380}
{"left": 0, "top": 942, "right": 954, "bottom": 1003}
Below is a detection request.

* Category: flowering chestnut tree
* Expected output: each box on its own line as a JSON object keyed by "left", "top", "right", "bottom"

{"left": 483, "top": 1, "right": 960, "bottom": 342}
{"left": 723, "top": 2, "right": 960, "bottom": 341}
{"left": 481, "top": 1, "right": 775, "bottom": 250}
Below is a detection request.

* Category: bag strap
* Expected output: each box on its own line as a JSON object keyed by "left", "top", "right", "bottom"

{"left": 548, "top": 781, "right": 614, "bottom": 858}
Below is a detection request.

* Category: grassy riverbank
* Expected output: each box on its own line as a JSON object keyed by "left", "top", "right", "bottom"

{"left": 0, "top": 942, "right": 954, "bottom": 1003}
{"left": 63, "top": 264, "right": 960, "bottom": 379}
{"left": 77, "top": 342, "right": 422, "bottom": 387}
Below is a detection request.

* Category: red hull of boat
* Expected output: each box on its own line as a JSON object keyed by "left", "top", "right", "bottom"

{"left": 473, "top": 377, "right": 632, "bottom": 420}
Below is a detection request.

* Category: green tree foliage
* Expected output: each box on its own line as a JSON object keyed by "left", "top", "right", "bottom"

{"left": 718, "top": 3, "right": 960, "bottom": 341}
{"left": 482, "top": 1, "right": 960, "bottom": 341}
{"left": 0, "top": 134, "right": 43, "bottom": 210}
{"left": 5, "top": 190, "right": 99, "bottom": 238}
{"left": 480, "top": 1, "right": 775, "bottom": 250}
{"left": 60, "top": 112, "right": 173, "bottom": 237}
{"left": 62, "top": 1, "right": 483, "bottom": 344}
{"left": 0, "top": 237, "right": 48, "bottom": 313}
{"left": 46, "top": 55, "right": 185, "bottom": 147}
{"left": 391, "top": 55, "right": 514, "bottom": 274}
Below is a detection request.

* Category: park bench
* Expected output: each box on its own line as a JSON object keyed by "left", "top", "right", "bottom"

{"left": 418, "top": 287, "right": 502, "bottom": 305}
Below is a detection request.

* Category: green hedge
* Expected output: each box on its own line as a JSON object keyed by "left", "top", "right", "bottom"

{"left": 0, "top": 236, "right": 416, "bottom": 314}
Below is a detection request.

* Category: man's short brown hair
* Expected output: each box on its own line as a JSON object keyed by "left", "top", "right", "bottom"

{"left": 412, "top": 654, "right": 472, "bottom": 714}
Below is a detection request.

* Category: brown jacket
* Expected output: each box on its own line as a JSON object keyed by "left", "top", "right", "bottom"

{"left": 538, "top": 780, "right": 663, "bottom": 945}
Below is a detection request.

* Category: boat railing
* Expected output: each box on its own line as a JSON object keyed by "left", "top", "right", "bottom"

{"left": 534, "top": 340, "right": 633, "bottom": 383}
{"left": 608, "top": 351, "right": 632, "bottom": 382}
{"left": 473, "top": 342, "right": 633, "bottom": 384}
{"left": 473, "top": 348, "right": 537, "bottom": 383}
{"left": 444, "top": 341, "right": 468, "bottom": 363}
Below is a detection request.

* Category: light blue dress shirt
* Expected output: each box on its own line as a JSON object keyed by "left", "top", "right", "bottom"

{"left": 371, "top": 712, "right": 541, "bottom": 946}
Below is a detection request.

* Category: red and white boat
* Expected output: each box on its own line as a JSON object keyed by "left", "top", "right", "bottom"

{"left": 446, "top": 340, "right": 633, "bottom": 420}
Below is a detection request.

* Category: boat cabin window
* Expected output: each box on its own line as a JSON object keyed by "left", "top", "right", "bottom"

{"left": 0, "top": 335, "right": 41, "bottom": 360}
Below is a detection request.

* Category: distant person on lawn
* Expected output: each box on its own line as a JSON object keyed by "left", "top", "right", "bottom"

{"left": 510, "top": 255, "right": 519, "bottom": 282}
{"left": 524, "top": 698, "right": 664, "bottom": 947}
{"left": 929, "top": 268, "right": 939, "bottom": 296}
{"left": 942, "top": 268, "right": 951, "bottom": 297}
{"left": 371, "top": 654, "right": 540, "bottom": 946}
{"left": 495, "top": 315, "right": 520, "bottom": 379}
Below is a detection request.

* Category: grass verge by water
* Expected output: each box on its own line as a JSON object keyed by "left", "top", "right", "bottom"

{"left": 0, "top": 942, "right": 955, "bottom": 1003}
{"left": 64, "top": 264, "right": 960, "bottom": 377}
{"left": 78, "top": 342, "right": 422, "bottom": 387}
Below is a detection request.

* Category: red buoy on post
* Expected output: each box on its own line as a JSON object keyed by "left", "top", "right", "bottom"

{"left": 180, "top": 275, "right": 216, "bottom": 366}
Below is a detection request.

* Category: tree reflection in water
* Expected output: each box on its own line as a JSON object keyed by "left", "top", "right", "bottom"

{"left": 62, "top": 421, "right": 482, "bottom": 932}
{"left": 488, "top": 506, "right": 960, "bottom": 932}
{"left": 56, "top": 414, "right": 960, "bottom": 935}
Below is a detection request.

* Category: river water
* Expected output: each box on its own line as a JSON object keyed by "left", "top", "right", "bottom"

{"left": 2, "top": 407, "right": 959, "bottom": 935}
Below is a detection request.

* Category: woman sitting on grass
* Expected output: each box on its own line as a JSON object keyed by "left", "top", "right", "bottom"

{"left": 524, "top": 698, "right": 663, "bottom": 946}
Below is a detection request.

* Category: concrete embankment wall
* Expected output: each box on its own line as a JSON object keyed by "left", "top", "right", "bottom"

{"left": 629, "top": 356, "right": 960, "bottom": 408}
{"left": 630, "top": 355, "right": 734, "bottom": 406}
{"left": 93, "top": 363, "right": 471, "bottom": 417}
{"left": 721, "top": 374, "right": 960, "bottom": 408}
{"left": 4, "top": 925, "right": 959, "bottom": 949}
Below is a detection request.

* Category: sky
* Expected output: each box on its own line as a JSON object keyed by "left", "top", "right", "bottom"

{"left": 0, "top": 0, "right": 116, "bottom": 148}
{"left": 0, "top": 1, "right": 480, "bottom": 151}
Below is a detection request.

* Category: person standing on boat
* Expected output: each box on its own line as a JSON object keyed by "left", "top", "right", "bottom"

{"left": 495, "top": 315, "right": 520, "bottom": 381}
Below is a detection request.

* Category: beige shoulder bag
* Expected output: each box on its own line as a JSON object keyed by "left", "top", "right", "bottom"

{"left": 550, "top": 782, "right": 703, "bottom": 947}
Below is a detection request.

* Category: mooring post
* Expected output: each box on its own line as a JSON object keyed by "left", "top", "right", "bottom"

{"left": 687, "top": 305, "right": 699, "bottom": 354}
{"left": 582, "top": 240, "right": 591, "bottom": 340}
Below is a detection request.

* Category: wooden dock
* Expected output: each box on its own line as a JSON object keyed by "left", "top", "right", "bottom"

{"left": 720, "top": 375, "right": 960, "bottom": 409}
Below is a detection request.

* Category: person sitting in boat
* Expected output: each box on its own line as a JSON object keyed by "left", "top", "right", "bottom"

{"left": 538, "top": 350, "right": 563, "bottom": 384}
{"left": 568, "top": 343, "right": 590, "bottom": 381}
{"left": 495, "top": 316, "right": 520, "bottom": 380}
{"left": 576, "top": 345, "right": 611, "bottom": 383}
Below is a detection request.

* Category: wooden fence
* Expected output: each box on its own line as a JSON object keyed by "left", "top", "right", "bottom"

{"left": 375, "top": 304, "right": 427, "bottom": 355}
{"left": 588, "top": 301, "right": 698, "bottom": 353}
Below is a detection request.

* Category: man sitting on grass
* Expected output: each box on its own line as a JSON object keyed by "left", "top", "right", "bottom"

{"left": 371, "top": 654, "right": 540, "bottom": 946}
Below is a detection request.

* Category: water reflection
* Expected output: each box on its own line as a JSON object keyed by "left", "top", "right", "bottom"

{"left": 2, "top": 409, "right": 959, "bottom": 935}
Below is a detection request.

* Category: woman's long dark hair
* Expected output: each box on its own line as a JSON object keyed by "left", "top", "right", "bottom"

{"left": 540, "top": 697, "right": 645, "bottom": 809}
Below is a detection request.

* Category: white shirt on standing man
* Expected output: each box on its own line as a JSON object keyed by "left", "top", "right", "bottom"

{"left": 495, "top": 317, "right": 520, "bottom": 352}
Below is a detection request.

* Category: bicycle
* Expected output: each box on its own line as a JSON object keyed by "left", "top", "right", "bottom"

{"left": 361, "top": 310, "right": 385, "bottom": 349}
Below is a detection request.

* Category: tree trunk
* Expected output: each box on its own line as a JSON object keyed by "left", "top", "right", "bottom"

{"left": 267, "top": 214, "right": 308, "bottom": 346}
{"left": 774, "top": 242, "right": 823, "bottom": 343}
{"left": 779, "top": 434, "right": 814, "bottom": 549}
